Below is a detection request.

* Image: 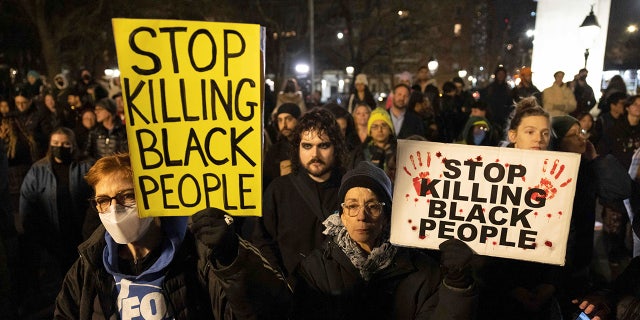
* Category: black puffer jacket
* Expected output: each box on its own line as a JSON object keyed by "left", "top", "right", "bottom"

{"left": 54, "top": 225, "right": 291, "bottom": 319}
{"left": 293, "top": 239, "right": 477, "bottom": 320}
{"left": 84, "top": 120, "right": 128, "bottom": 160}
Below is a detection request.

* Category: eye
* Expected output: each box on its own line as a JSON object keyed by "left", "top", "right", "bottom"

{"left": 318, "top": 142, "right": 332, "bottom": 149}
{"left": 117, "top": 191, "right": 137, "bottom": 206}
{"left": 95, "top": 196, "right": 111, "bottom": 206}
{"left": 301, "top": 143, "right": 312, "bottom": 149}
{"left": 345, "top": 203, "right": 360, "bottom": 211}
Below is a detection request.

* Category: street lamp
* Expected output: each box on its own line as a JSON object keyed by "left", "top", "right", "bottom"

{"left": 345, "top": 66, "right": 354, "bottom": 76}
{"left": 295, "top": 63, "right": 310, "bottom": 75}
{"left": 578, "top": 5, "right": 601, "bottom": 68}
{"left": 427, "top": 57, "right": 439, "bottom": 75}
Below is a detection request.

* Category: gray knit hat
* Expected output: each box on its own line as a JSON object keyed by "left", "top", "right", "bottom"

{"left": 338, "top": 161, "right": 393, "bottom": 215}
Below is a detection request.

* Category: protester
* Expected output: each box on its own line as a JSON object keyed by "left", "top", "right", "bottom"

{"left": 550, "top": 115, "right": 632, "bottom": 319}
{"left": 252, "top": 107, "right": 347, "bottom": 284}
{"left": 408, "top": 90, "right": 439, "bottom": 141}
{"left": 84, "top": 97, "right": 127, "bottom": 160}
{"left": 480, "top": 65, "right": 513, "bottom": 136}
{"left": 325, "top": 103, "right": 358, "bottom": 152}
{"left": 352, "top": 102, "right": 372, "bottom": 146}
{"left": 542, "top": 71, "right": 577, "bottom": 117}
{"left": 389, "top": 83, "right": 425, "bottom": 139}
{"left": 593, "top": 92, "right": 629, "bottom": 146}
{"left": 272, "top": 78, "right": 306, "bottom": 116}
{"left": 54, "top": 153, "right": 290, "bottom": 319}
{"left": 19, "top": 127, "right": 94, "bottom": 315}
{"left": 345, "top": 73, "right": 376, "bottom": 113}
{"left": 457, "top": 115, "right": 498, "bottom": 146}
{"left": 571, "top": 68, "right": 597, "bottom": 117}
{"left": 511, "top": 67, "right": 541, "bottom": 104}
{"left": 347, "top": 107, "right": 396, "bottom": 172}
{"left": 263, "top": 102, "right": 301, "bottom": 190}
{"left": 292, "top": 161, "right": 477, "bottom": 319}
{"left": 476, "top": 97, "right": 562, "bottom": 320}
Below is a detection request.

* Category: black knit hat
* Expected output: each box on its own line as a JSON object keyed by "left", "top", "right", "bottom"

{"left": 276, "top": 103, "right": 301, "bottom": 119}
{"left": 551, "top": 115, "right": 579, "bottom": 140}
{"left": 338, "top": 161, "right": 393, "bottom": 215}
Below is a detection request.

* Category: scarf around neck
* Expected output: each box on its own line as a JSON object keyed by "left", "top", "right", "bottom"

{"left": 322, "top": 213, "right": 397, "bottom": 281}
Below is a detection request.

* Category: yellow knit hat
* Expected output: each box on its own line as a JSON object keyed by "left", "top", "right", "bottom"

{"left": 367, "top": 107, "right": 394, "bottom": 135}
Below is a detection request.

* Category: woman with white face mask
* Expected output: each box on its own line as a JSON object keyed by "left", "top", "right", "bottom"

{"left": 54, "top": 153, "right": 291, "bottom": 319}
{"left": 19, "top": 127, "right": 94, "bottom": 314}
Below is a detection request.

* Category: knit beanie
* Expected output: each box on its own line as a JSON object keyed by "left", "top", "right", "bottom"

{"left": 276, "top": 103, "right": 301, "bottom": 119}
{"left": 367, "top": 107, "right": 394, "bottom": 135}
{"left": 338, "top": 161, "right": 393, "bottom": 215}
{"left": 551, "top": 115, "right": 579, "bottom": 139}
{"left": 355, "top": 74, "right": 368, "bottom": 86}
{"left": 96, "top": 97, "right": 117, "bottom": 115}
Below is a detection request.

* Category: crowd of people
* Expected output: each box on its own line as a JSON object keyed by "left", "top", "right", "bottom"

{"left": 0, "top": 64, "right": 639, "bottom": 319}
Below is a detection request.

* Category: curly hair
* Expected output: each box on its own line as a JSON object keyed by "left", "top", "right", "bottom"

{"left": 290, "top": 107, "right": 347, "bottom": 174}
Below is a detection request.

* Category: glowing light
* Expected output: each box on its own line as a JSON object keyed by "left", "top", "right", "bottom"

{"left": 628, "top": 25, "right": 638, "bottom": 33}
{"left": 337, "top": 32, "right": 344, "bottom": 39}
{"left": 345, "top": 66, "right": 354, "bottom": 75}
{"left": 295, "top": 63, "right": 309, "bottom": 74}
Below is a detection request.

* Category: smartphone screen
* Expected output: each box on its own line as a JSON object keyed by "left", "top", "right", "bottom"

{"left": 575, "top": 312, "right": 591, "bottom": 320}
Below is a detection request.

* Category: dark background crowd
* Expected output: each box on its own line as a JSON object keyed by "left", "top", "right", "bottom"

{"left": 1, "top": 63, "right": 640, "bottom": 319}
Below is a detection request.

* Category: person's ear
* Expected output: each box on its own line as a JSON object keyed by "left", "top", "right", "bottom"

{"left": 508, "top": 129, "right": 517, "bottom": 143}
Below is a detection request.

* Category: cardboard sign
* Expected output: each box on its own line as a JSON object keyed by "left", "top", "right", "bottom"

{"left": 390, "top": 140, "right": 580, "bottom": 265}
{"left": 112, "top": 18, "right": 264, "bottom": 217}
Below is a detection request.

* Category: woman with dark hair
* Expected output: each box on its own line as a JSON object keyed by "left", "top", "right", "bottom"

{"left": 345, "top": 74, "right": 376, "bottom": 113}
{"left": 325, "top": 103, "right": 359, "bottom": 152}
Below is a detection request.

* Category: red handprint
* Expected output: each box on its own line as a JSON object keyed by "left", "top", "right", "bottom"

{"left": 531, "top": 158, "right": 572, "bottom": 200}
{"left": 403, "top": 150, "right": 444, "bottom": 197}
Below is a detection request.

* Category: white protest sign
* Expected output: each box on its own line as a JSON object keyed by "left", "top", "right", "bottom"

{"left": 390, "top": 140, "right": 580, "bottom": 265}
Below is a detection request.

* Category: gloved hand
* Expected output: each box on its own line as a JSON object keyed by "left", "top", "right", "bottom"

{"left": 439, "top": 238, "right": 474, "bottom": 288}
{"left": 191, "top": 208, "right": 239, "bottom": 266}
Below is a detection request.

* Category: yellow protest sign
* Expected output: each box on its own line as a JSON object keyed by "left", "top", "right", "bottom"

{"left": 391, "top": 140, "right": 580, "bottom": 265}
{"left": 112, "top": 18, "right": 264, "bottom": 217}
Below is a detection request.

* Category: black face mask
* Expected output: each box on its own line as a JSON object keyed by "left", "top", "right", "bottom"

{"left": 51, "top": 146, "right": 73, "bottom": 163}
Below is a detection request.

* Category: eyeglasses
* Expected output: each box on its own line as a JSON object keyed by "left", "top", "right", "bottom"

{"left": 90, "top": 189, "right": 136, "bottom": 213}
{"left": 341, "top": 202, "right": 385, "bottom": 217}
{"left": 565, "top": 129, "right": 588, "bottom": 139}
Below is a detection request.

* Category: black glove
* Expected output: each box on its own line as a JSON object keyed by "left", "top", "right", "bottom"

{"left": 191, "top": 208, "right": 239, "bottom": 266}
{"left": 439, "top": 238, "right": 474, "bottom": 288}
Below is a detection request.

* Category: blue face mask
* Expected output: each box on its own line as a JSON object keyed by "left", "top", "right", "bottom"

{"left": 473, "top": 130, "right": 486, "bottom": 145}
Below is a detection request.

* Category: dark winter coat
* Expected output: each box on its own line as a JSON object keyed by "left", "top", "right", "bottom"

{"left": 293, "top": 239, "right": 477, "bottom": 320}
{"left": 396, "top": 110, "right": 426, "bottom": 139}
{"left": 20, "top": 156, "right": 93, "bottom": 235}
{"left": 252, "top": 169, "right": 342, "bottom": 281}
{"left": 597, "top": 117, "right": 640, "bottom": 169}
{"left": 54, "top": 226, "right": 291, "bottom": 319}
{"left": 84, "top": 119, "right": 128, "bottom": 160}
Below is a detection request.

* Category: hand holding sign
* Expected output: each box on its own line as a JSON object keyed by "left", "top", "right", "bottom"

{"left": 439, "top": 238, "right": 473, "bottom": 288}
{"left": 192, "top": 208, "right": 239, "bottom": 266}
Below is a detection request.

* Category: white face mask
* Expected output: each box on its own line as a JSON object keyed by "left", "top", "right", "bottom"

{"left": 99, "top": 204, "right": 153, "bottom": 244}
